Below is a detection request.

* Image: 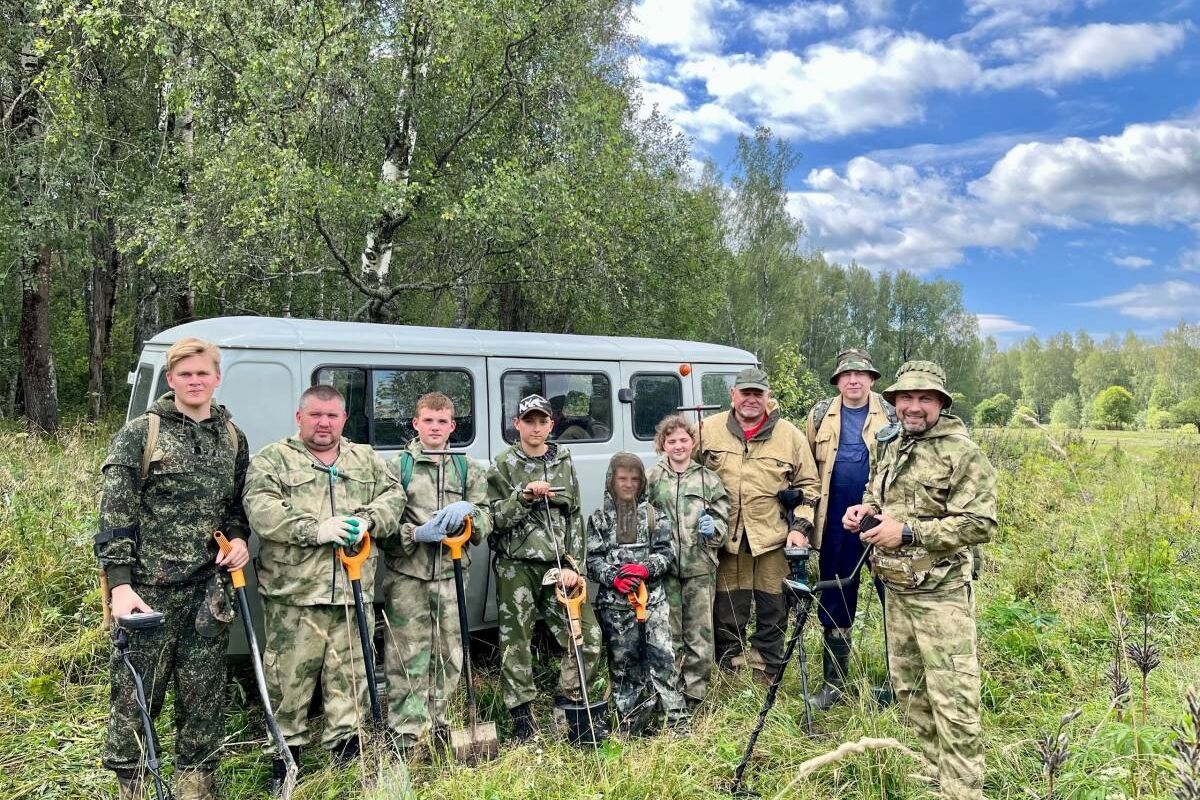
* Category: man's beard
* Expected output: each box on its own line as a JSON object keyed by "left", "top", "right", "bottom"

{"left": 901, "top": 416, "right": 934, "bottom": 434}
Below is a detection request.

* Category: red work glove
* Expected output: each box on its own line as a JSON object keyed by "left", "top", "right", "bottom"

{"left": 613, "top": 575, "right": 639, "bottom": 594}
{"left": 618, "top": 562, "right": 650, "bottom": 581}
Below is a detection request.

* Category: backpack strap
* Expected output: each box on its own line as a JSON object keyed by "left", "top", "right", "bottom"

{"left": 141, "top": 413, "right": 160, "bottom": 480}
{"left": 399, "top": 451, "right": 415, "bottom": 490}
{"left": 880, "top": 395, "right": 898, "bottom": 424}
{"left": 452, "top": 453, "right": 469, "bottom": 497}
{"left": 811, "top": 396, "right": 835, "bottom": 434}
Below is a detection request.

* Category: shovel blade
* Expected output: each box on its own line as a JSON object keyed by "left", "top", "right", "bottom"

{"left": 450, "top": 722, "right": 500, "bottom": 765}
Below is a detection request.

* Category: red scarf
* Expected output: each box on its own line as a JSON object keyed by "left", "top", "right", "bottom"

{"left": 741, "top": 416, "right": 767, "bottom": 441}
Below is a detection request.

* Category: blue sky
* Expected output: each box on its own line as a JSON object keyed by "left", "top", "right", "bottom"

{"left": 630, "top": 0, "right": 1200, "bottom": 344}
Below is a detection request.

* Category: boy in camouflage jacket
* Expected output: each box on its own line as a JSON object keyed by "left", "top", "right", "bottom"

{"left": 96, "top": 338, "right": 250, "bottom": 800}
{"left": 382, "top": 392, "right": 491, "bottom": 757}
{"left": 645, "top": 414, "right": 729, "bottom": 706}
{"left": 587, "top": 452, "right": 688, "bottom": 734}
{"left": 486, "top": 394, "right": 603, "bottom": 742}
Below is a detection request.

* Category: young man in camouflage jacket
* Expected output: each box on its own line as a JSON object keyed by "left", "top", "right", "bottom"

{"left": 587, "top": 452, "right": 689, "bottom": 735}
{"left": 242, "top": 384, "right": 406, "bottom": 790}
{"left": 645, "top": 413, "right": 729, "bottom": 707}
{"left": 96, "top": 338, "right": 250, "bottom": 800}
{"left": 382, "top": 392, "right": 491, "bottom": 758}
{"left": 844, "top": 361, "right": 997, "bottom": 800}
{"left": 486, "top": 394, "right": 603, "bottom": 742}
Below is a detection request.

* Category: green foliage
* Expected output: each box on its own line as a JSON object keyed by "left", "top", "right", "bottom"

{"left": 1145, "top": 407, "right": 1176, "bottom": 430}
{"left": 1049, "top": 395, "right": 1081, "bottom": 428}
{"left": 1092, "top": 385, "right": 1137, "bottom": 429}
{"left": 974, "top": 392, "right": 1015, "bottom": 426}
{"left": 1172, "top": 395, "right": 1200, "bottom": 430}
{"left": 766, "top": 344, "right": 824, "bottom": 423}
{"left": 1008, "top": 404, "right": 1038, "bottom": 427}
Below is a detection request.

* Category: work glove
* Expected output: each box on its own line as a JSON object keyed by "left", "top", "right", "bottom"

{"left": 413, "top": 518, "right": 446, "bottom": 544}
{"left": 613, "top": 562, "right": 649, "bottom": 593}
{"left": 317, "top": 516, "right": 356, "bottom": 546}
{"left": 697, "top": 512, "right": 716, "bottom": 540}
{"left": 343, "top": 516, "right": 369, "bottom": 545}
{"left": 431, "top": 501, "right": 474, "bottom": 533}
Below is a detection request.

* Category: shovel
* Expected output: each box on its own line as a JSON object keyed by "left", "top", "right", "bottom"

{"left": 214, "top": 532, "right": 298, "bottom": 798}
{"left": 555, "top": 580, "right": 607, "bottom": 746}
{"left": 443, "top": 517, "right": 499, "bottom": 763}
{"left": 338, "top": 532, "right": 384, "bottom": 728}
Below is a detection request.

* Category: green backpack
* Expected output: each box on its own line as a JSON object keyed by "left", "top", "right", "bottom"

{"left": 397, "top": 450, "right": 469, "bottom": 497}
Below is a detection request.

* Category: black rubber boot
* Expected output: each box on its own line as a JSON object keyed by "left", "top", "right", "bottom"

{"left": 509, "top": 702, "right": 537, "bottom": 743}
{"left": 330, "top": 735, "right": 360, "bottom": 766}
{"left": 808, "top": 629, "right": 852, "bottom": 711}
{"left": 269, "top": 746, "right": 301, "bottom": 797}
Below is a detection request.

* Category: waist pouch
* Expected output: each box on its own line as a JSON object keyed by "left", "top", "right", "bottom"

{"left": 870, "top": 550, "right": 934, "bottom": 590}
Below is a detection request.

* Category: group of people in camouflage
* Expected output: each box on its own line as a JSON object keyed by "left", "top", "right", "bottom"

{"left": 97, "top": 336, "right": 996, "bottom": 800}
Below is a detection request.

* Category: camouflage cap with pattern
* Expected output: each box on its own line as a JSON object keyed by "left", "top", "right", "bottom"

{"left": 881, "top": 360, "right": 954, "bottom": 408}
{"left": 829, "top": 348, "right": 881, "bottom": 385}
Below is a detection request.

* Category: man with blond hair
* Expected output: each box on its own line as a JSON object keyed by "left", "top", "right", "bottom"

{"left": 97, "top": 337, "right": 250, "bottom": 800}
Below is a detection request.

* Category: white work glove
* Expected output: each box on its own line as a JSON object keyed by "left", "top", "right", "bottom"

{"left": 316, "top": 516, "right": 355, "bottom": 546}
{"left": 343, "top": 515, "right": 370, "bottom": 544}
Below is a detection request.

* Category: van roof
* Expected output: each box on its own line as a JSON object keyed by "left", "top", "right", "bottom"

{"left": 149, "top": 316, "right": 758, "bottom": 364}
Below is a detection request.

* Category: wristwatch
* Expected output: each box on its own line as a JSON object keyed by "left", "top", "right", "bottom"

{"left": 901, "top": 523, "right": 914, "bottom": 547}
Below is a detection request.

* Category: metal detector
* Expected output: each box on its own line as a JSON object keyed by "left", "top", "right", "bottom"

{"left": 114, "top": 612, "right": 170, "bottom": 800}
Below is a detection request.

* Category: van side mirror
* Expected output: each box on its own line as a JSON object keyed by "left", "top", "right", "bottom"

{"left": 618, "top": 388, "right": 634, "bottom": 404}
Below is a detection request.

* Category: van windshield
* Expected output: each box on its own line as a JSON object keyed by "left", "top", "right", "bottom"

{"left": 128, "top": 364, "right": 155, "bottom": 421}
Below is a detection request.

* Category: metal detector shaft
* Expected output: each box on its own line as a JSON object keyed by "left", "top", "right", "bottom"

{"left": 730, "top": 594, "right": 815, "bottom": 795}
{"left": 118, "top": 637, "right": 168, "bottom": 800}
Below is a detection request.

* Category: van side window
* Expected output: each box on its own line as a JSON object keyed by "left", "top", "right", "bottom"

{"left": 128, "top": 364, "right": 155, "bottom": 421}
{"left": 373, "top": 368, "right": 474, "bottom": 447}
{"left": 501, "top": 371, "right": 613, "bottom": 444}
{"left": 314, "top": 367, "right": 369, "bottom": 444}
{"left": 701, "top": 372, "right": 736, "bottom": 415}
{"left": 631, "top": 373, "right": 682, "bottom": 440}
{"left": 153, "top": 369, "right": 171, "bottom": 403}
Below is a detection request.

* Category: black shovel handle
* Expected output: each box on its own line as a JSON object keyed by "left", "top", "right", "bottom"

{"left": 350, "top": 579, "right": 383, "bottom": 727}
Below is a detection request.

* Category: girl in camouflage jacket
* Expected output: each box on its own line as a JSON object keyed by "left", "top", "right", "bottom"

{"left": 646, "top": 414, "right": 729, "bottom": 705}
{"left": 586, "top": 452, "right": 688, "bottom": 734}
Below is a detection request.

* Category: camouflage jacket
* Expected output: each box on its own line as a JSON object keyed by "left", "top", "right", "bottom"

{"left": 486, "top": 442, "right": 584, "bottom": 565}
{"left": 862, "top": 414, "right": 998, "bottom": 593}
{"left": 646, "top": 458, "right": 729, "bottom": 578}
{"left": 382, "top": 440, "right": 491, "bottom": 580}
{"left": 700, "top": 408, "right": 821, "bottom": 556}
{"left": 97, "top": 393, "right": 250, "bottom": 587}
{"left": 585, "top": 483, "right": 674, "bottom": 609}
{"left": 806, "top": 392, "right": 895, "bottom": 548}
{"left": 243, "top": 436, "right": 407, "bottom": 605}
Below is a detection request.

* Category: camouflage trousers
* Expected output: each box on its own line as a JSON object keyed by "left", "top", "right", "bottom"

{"left": 103, "top": 581, "right": 227, "bottom": 773}
{"left": 494, "top": 557, "right": 603, "bottom": 709}
{"left": 382, "top": 570, "right": 463, "bottom": 747}
{"left": 664, "top": 572, "right": 717, "bottom": 701}
{"left": 714, "top": 544, "right": 789, "bottom": 675}
{"left": 262, "top": 599, "right": 373, "bottom": 750}
{"left": 886, "top": 582, "right": 983, "bottom": 800}
{"left": 596, "top": 594, "right": 686, "bottom": 723}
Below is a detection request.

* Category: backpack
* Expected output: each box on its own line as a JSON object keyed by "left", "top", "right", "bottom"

{"left": 141, "top": 412, "right": 239, "bottom": 479}
{"left": 397, "top": 450, "right": 469, "bottom": 497}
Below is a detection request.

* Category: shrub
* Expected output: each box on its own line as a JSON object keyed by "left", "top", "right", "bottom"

{"left": 1091, "top": 385, "right": 1136, "bottom": 430}
{"left": 974, "top": 393, "right": 1015, "bottom": 427}
{"left": 1049, "top": 395, "right": 1080, "bottom": 428}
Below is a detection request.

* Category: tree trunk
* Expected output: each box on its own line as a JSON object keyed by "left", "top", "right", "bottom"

{"left": 86, "top": 214, "right": 120, "bottom": 419}
{"left": 130, "top": 267, "right": 162, "bottom": 364}
{"left": 19, "top": 245, "right": 58, "bottom": 433}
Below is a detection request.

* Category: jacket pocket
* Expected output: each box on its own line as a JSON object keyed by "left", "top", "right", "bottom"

{"left": 910, "top": 473, "right": 951, "bottom": 517}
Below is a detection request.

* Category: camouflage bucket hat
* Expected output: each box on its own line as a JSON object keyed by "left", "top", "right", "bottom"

{"left": 881, "top": 360, "right": 954, "bottom": 409}
{"left": 829, "top": 348, "right": 881, "bottom": 385}
{"left": 194, "top": 573, "right": 235, "bottom": 638}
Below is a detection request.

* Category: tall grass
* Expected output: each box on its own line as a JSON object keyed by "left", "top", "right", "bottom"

{"left": 1, "top": 422, "right": 1198, "bottom": 798}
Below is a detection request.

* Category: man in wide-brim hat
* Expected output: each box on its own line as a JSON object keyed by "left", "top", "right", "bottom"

{"left": 842, "top": 360, "right": 997, "bottom": 800}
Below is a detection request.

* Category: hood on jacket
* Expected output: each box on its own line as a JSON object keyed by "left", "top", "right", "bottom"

{"left": 605, "top": 451, "right": 647, "bottom": 502}
{"left": 150, "top": 391, "right": 234, "bottom": 425}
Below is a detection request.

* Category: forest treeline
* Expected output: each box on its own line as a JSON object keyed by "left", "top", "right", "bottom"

{"left": 2, "top": 1, "right": 1196, "bottom": 434}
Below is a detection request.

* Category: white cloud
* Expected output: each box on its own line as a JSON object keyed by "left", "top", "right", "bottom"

{"left": 851, "top": 0, "right": 892, "bottom": 22}
{"left": 1180, "top": 248, "right": 1200, "bottom": 272}
{"left": 678, "top": 32, "right": 981, "bottom": 139}
{"left": 1078, "top": 280, "right": 1200, "bottom": 320}
{"left": 977, "top": 314, "right": 1037, "bottom": 336}
{"left": 971, "top": 121, "right": 1200, "bottom": 227}
{"left": 788, "top": 120, "right": 1200, "bottom": 271}
{"left": 983, "top": 23, "right": 1187, "bottom": 89}
{"left": 1111, "top": 255, "right": 1153, "bottom": 268}
{"left": 632, "top": 0, "right": 731, "bottom": 55}
{"left": 749, "top": 3, "right": 850, "bottom": 46}
{"left": 788, "top": 157, "right": 1032, "bottom": 270}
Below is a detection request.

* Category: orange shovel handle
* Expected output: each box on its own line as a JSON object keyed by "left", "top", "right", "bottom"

{"left": 555, "top": 579, "right": 587, "bottom": 640}
{"left": 626, "top": 581, "right": 648, "bottom": 623}
{"left": 442, "top": 517, "right": 473, "bottom": 561}
{"left": 213, "top": 531, "right": 247, "bottom": 589}
{"left": 337, "top": 530, "right": 372, "bottom": 581}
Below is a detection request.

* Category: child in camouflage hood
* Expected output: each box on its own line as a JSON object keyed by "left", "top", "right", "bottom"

{"left": 646, "top": 414, "right": 729, "bottom": 707}
{"left": 586, "top": 452, "right": 688, "bottom": 735}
